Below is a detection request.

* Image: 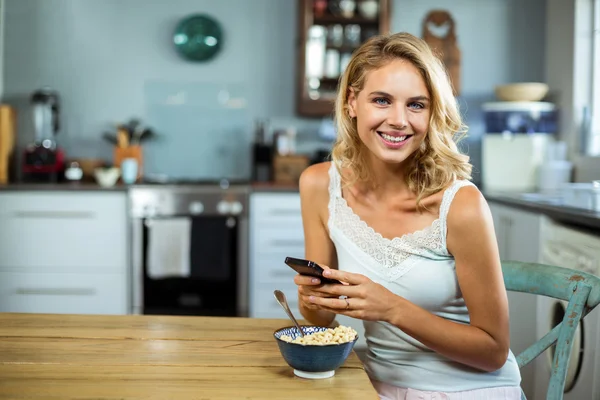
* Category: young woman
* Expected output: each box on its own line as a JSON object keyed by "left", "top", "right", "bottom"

{"left": 294, "top": 32, "right": 522, "bottom": 399}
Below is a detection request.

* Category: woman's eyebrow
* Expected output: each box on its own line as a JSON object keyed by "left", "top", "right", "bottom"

{"left": 368, "top": 92, "right": 430, "bottom": 103}
{"left": 408, "top": 95, "right": 430, "bottom": 102}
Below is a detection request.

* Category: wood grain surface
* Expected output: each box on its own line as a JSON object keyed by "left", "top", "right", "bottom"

{"left": 0, "top": 313, "right": 377, "bottom": 399}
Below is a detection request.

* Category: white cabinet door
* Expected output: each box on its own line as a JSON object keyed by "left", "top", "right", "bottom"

{"left": 0, "top": 191, "right": 129, "bottom": 315}
{"left": 0, "top": 271, "right": 127, "bottom": 315}
{"left": 489, "top": 201, "right": 545, "bottom": 400}
{"left": 0, "top": 192, "right": 128, "bottom": 272}
{"left": 249, "top": 193, "right": 304, "bottom": 319}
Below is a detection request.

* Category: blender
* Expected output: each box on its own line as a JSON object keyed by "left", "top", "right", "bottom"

{"left": 22, "top": 87, "right": 66, "bottom": 182}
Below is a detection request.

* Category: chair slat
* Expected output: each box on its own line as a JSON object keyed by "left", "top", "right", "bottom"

{"left": 501, "top": 261, "right": 600, "bottom": 400}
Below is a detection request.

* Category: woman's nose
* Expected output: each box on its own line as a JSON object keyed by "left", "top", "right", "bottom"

{"left": 388, "top": 105, "right": 408, "bottom": 128}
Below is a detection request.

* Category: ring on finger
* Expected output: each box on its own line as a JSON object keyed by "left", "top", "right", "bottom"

{"left": 345, "top": 297, "right": 350, "bottom": 310}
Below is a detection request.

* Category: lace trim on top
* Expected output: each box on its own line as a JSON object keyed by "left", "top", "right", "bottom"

{"left": 327, "top": 163, "right": 474, "bottom": 282}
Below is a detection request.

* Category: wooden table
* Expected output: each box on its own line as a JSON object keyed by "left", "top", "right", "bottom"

{"left": 0, "top": 313, "right": 378, "bottom": 399}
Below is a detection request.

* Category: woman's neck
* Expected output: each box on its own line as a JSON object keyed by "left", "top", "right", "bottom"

{"left": 358, "top": 153, "right": 414, "bottom": 199}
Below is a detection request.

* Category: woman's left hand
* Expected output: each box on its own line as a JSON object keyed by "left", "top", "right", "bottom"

{"left": 306, "top": 269, "right": 402, "bottom": 322}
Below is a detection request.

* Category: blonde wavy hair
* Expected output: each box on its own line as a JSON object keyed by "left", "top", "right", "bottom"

{"left": 331, "top": 32, "right": 472, "bottom": 208}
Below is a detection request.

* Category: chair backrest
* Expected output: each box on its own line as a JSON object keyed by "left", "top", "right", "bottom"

{"left": 502, "top": 261, "right": 600, "bottom": 400}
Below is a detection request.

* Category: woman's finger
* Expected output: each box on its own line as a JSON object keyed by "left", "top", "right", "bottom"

{"left": 308, "top": 294, "right": 353, "bottom": 310}
{"left": 322, "top": 269, "right": 366, "bottom": 285}
{"left": 294, "top": 274, "right": 323, "bottom": 286}
{"left": 298, "top": 285, "right": 339, "bottom": 298}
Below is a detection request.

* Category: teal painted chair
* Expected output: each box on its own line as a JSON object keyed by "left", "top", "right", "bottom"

{"left": 502, "top": 261, "right": 600, "bottom": 400}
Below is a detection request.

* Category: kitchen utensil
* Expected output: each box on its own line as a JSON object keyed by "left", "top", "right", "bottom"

{"left": 114, "top": 145, "right": 143, "bottom": 180}
{"left": 273, "top": 290, "right": 305, "bottom": 338}
{"left": 117, "top": 127, "right": 129, "bottom": 148}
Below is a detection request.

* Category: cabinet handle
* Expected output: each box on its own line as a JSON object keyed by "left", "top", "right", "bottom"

{"left": 16, "top": 288, "right": 96, "bottom": 296}
{"left": 271, "top": 240, "right": 304, "bottom": 247}
{"left": 13, "top": 211, "right": 95, "bottom": 219}
{"left": 268, "top": 209, "right": 300, "bottom": 216}
{"left": 270, "top": 270, "right": 295, "bottom": 278}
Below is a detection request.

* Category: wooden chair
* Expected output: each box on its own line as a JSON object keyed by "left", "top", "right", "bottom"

{"left": 502, "top": 261, "right": 600, "bottom": 400}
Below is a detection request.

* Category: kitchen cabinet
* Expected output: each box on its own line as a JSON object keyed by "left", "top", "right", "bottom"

{"left": 249, "top": 192, "right": 305, "bottom": 319}
{"left": 0, "top": 191, "right": 129, "bottom": 315}
{"left": 488, "top": 201, "right": 546, "bottom": 399}
{"left": 249, "top": 191, "right": 367, "bottom": 349}
{"left": 296, "top": 0, "right": 391, "bottom": 117}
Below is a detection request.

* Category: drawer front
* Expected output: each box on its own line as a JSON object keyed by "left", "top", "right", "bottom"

{"left": 250, "top": 282, "right": 300, "bottom": 319}
{"left": 0, "top": 192, "right": 127, "bottom": 270}
{"left": 250, "top": 193, "right": 302, "bottom": 227}
{"left": 251, "top": 251, "right": 305, "bottom": 285}
{"left": 253, "top": 227, "right": 305, "bottom": 253}
{"left": 0, "top": 191, "right": 127, "bottom": 215}
{"left": 0, "top": 271, "right": 127, "bottom": 315}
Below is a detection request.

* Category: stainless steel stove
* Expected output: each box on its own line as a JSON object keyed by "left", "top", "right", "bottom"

{"left": 129, "top": 182, "right": 250, "bottom": 317}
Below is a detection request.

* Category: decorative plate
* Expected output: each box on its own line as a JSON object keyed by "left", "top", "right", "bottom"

{"left": 173, "top": 14, "right": 223, "bottom": 62}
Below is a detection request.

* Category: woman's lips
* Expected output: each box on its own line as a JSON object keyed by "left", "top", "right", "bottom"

{"left": 377, "top": 131, "right": 412, "bottom": 148}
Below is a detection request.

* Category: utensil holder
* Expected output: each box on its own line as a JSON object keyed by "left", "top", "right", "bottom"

{"left": 114, "top": 146, "right": 143, "bottom": 180}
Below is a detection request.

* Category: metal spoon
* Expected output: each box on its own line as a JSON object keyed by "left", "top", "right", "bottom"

{"left": 273, "top": 290, "right": 305, "bottom": 337}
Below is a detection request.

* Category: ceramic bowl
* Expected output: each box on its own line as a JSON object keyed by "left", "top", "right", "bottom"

{"left": 273, "top": 325, "right": 358, "bottom": 379}
{"left": 495, "top": 82, "right": 549, "bottom": 102}
{"left": 94, "top": 167, "right": 121, "bottom": 187}
{"left": 358, "top": 0, "right": 379, "bottom": 20}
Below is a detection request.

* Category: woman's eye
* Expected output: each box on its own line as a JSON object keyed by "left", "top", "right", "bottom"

{"left": 408, "top": 102, "right": 425, "bottom": 110}
{"left": 373, "top": 97, "right": 390, "bottom": 105}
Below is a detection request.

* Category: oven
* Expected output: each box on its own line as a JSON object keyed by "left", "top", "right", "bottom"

{"left": 129, "top": 183, "right": 249, "bottom": 317}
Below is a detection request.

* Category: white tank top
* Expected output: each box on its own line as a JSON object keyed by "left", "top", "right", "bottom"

{"left": 327, "top": 163, "right": 521, "bottom": 391}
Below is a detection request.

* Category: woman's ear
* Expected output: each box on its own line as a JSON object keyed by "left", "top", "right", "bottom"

{"left": 347, "top": 88, "right": 357, "bottom": 118}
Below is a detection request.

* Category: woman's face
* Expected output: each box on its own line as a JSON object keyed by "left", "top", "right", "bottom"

{"left": 348, "top": 59, "right": 431, "bottom": 166}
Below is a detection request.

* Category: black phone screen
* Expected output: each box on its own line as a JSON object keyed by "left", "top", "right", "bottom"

{"left": 284, "top": 256, "right": 342, "bottom": 284}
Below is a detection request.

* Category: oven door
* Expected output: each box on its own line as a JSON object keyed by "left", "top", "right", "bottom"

{"left": 141, "top": 215, "right": 238, "bottom": 316}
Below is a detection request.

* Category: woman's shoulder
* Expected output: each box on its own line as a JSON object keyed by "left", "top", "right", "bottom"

{"left": 445, "top": 180, "right": 488, "bottom": 224}
{"left": 299, "top": 161, "right": 332, "bottom": 197}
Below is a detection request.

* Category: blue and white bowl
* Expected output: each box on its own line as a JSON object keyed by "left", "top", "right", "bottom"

{"left": 273, "top": 325, "right": 359, "bottom": 379}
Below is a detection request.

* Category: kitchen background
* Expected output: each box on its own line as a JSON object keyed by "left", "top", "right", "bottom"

{"left": 2, "top": 0, "right": 549, "bottom": 183}
{"left": 0, "top": 2, "right": 599, "bottom": 400}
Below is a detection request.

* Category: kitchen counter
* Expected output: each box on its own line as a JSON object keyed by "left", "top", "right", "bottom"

{"left": 484, "top": 192, "right": 600, "bottom": 231}
{"left": 0, "top": 313, "right": 377, "bottom": 400}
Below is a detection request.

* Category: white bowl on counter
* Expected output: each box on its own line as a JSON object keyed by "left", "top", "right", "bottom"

{"left": 94, "top": 167, "right": 121, "bottom": 187}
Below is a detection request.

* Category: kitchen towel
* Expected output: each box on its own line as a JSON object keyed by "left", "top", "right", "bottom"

{"left": 147, "top": 217, "right": 191, "bottom": 279}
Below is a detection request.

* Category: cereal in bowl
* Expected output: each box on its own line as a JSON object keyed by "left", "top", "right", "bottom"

{"left": 280, "top": 325, "right": 357, "bottom": 345}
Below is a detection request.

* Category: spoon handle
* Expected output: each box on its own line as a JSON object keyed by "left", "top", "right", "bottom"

{"left": 274, "top": 290, "right": 305, "bottom": 337}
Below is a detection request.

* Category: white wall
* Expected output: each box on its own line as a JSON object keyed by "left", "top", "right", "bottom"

{"left": 545, "top": 0, "right": 600, "bottom": 181}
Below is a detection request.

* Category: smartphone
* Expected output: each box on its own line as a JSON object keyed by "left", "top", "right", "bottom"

{"left": 284, "top": 256, "right": 342, "bottom": 284}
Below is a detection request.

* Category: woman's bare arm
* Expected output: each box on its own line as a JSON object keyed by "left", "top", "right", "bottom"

{"left": 295, "top": 163, "right": 338, "bottom": 327}
{"left": 386, "top": 186, "right": 510, "bottom": 371}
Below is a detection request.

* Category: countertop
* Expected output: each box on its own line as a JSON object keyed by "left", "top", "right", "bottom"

{"left": 484, "top": 192, "right": 600, "bottom": 231}
{"left": 0, "top": 313, "right": 376, "bottom": 400}
{"left": 0, "top": 181, "right": 297, "bottom": 192}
